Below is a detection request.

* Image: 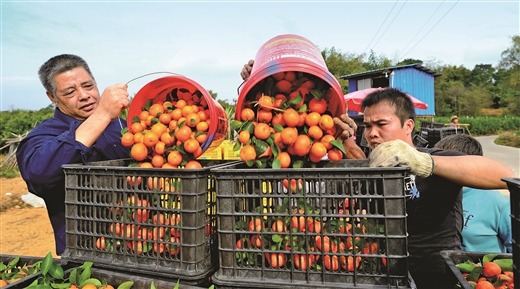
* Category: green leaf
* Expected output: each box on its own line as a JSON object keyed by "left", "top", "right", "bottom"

{"left": 330, "top": 139, "right": 347, "bottom": 155}
{"left": 293, "top": 160, "right": 304, "bottom": 168}
{"left": 298, "top": 104, "right": 307, "bottom": 113}
{"left": 467, "top": 267, "right": 483, "bottom": 282}
{"left": 131, "top": 115, "right": 140, "bottom": 124}
{"left": 79, "top": 278, "right": 102, "bottom": 288}
{"left": 273, "top": 124, "right": 284, "bottom": 132}
{"left": 243, "top": 121, "right": 255, "bottom": 134}
{"left": 40, "top": 252, "right": 53, "bottom": 276}
{"left": 254, "top": 139, "right": 269, "bottom": 155}
{"left": 272, "top": 234, "right": 283, "bottom": 243}
{"left": 230, "top": 120, "right": 243, "bottom": 131}
{"left": 483, "top": 254, "right": 498, "bottom": 263}
{"left": 117, "top": 281, "right": 135, "bottom": 289}
{"left": 69, "top": 268, "right": 79, "bottom": 285}
{"left": 310, "top": 89, "right": 323, "bottom": 100}
{"left": 272, "top": 159, "right": 281, "bottom": 169}
{"left": 289, "top": 93, "right": 303, "bottom": 106}
{"left": 48, "top": 263, "right": 65, "bottom": 280}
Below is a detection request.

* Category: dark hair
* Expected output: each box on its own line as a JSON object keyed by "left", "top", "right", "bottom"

{"left": 38, "top": 54, "right": 95, "bottom": 99}
{"left": 434, "top": 134, "right": 483, "bottom": 156}
{"left": 361, "top": 87, "right": 416, "bottom": 126}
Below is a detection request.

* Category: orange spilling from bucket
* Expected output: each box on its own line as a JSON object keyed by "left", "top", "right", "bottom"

{"left": 122, "top": 75, "right": 228, "bottom": 169}
{"left": 232, "top": 34, "right": 347, "bottom": 168}
{"left": 231, "top": 71, "right": 347, "bottom": 168}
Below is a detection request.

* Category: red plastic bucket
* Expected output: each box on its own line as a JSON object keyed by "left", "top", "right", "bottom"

{"left": 127, "top": 75, "right": 228, "bottom": 153}
{"left": 235, "top": 34, "right": 345, "bottom": 121}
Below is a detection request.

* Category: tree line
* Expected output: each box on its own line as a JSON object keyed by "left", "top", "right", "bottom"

{"left": 1, "top": 35, "right": 518, "bottom": 153}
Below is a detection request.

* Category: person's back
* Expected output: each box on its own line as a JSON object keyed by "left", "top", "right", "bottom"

{"left": 434, "top": 134, "right": 512, "bottom": 253}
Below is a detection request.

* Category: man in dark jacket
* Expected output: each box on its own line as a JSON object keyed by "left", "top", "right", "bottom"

{"left": 16, "top": 54, "right": 130, "bottom": 255}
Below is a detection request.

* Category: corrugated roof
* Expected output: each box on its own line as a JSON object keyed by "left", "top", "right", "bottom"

{"left": 339, "top": 63, "right": 442, "bottom": 79}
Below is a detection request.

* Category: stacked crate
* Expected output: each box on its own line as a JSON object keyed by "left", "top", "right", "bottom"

{"left": 211, "top": 160, "right": 415, "bottom": 289}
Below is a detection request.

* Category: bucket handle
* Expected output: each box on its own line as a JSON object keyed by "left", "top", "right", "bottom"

{"left": 126, "top": 71, "right": 184, "bottom": 85}
{"left": 236, "top": 80, "right": 246, "bottom": 96}
{"left": 118, "top": 72, "right": 184, "bottom": 129}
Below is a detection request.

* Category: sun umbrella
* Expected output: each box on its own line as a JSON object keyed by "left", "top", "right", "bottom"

{"left": 344, "top": 87, "right": 428, "bottom": 112}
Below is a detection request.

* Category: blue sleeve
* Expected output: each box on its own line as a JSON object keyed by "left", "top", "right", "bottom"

{"left": 16, "top": 118, "right": 101, "bottom": 195}
{"left": 498, "top": 198, "right": 513, "bottom": 253}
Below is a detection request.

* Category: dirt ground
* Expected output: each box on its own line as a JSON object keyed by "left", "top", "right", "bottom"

{"left": 0, "top": 176, "right": 58, "bottom": 258}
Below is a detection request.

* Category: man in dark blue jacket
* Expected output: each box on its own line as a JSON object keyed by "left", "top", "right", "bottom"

{"left": 16, "top": 54, "right": 130, "bottom": 255}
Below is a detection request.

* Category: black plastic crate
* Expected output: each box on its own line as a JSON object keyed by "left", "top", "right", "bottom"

{"left": 441, "top": 250, "right": 513, "bottom": 289}
{"left": 212, "top": 160, "right": 414, "bottom": 289}
{"left": 61, "top": 159, "right": 239, "bottom": 284}
{"left": 0, "top": 254, "right": 70, "bottom": 289}
{"left": 426, "top": 127, "right": 465, "bottom": 146}
{"left": 503, "top": 177, "right": 520, "bottom": 289}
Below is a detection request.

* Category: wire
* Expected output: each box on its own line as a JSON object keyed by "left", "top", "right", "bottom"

{"left": 397, "top": 0, "right": 445, "bottom": 60}
{"left": 400, "top": 0, "right": 460, "bottom": 60}
{"left": 363, "top": 0, "right": 400, "bottom": 55}
{"left": 371, "top": 0, "right": 408, "bottom": 51}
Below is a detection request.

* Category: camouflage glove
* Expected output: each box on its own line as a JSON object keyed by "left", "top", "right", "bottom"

{"left": 368, "top": 139, "right": 434, "bottom": 178}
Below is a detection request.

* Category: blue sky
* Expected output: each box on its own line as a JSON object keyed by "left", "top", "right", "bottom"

{"left": 1, "top": 0, "right": 519, "bottom": 111}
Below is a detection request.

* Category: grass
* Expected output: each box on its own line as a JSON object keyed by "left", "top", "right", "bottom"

{"left": 495, "top": 130, "right": 520, "bottom": 148}
{"left": 0, "top": 154, "right": 20, "bottom": 178}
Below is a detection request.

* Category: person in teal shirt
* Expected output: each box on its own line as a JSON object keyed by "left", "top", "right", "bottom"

{"left": 435, "top": 134, "right": 512, "bottom": 253}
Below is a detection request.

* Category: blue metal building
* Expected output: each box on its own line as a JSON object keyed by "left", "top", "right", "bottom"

{"left": 339, "top": 63, "right": 442, "bottom": 116}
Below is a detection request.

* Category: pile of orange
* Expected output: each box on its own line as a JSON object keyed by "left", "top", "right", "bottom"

{"left": 233, "top": 71, "right": 346, "bottom": 168}
{"left": 121, "top": 88, "right": 210, "bottom": 169}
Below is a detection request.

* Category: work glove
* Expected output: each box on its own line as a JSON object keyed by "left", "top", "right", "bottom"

{"left": 368, "top": 139, "right": 434, "bottom": 178}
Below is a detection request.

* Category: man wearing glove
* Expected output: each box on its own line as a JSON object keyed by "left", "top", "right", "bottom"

{"left": 333, "top": 87, "right": 514, "bottom": 288}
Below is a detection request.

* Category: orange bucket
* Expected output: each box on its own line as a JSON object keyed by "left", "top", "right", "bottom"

{"left": 127, "top": 75, "right": 228, "bottom": 153}
{"left": 235, "top": 34, "right": 345, "bottom": 121}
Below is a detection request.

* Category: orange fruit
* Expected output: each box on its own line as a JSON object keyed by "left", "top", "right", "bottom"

{"left": 307, "top": 125, "right": 323, "bottom": 140}
{"left": 283, "top": 108, "right": 300, "bottom": 127}
{"left": 151, "top": 154, "right": 165, "bottom": 168}
{"left": 82, "top": 285, "right": 97, "bottom": 289}
{"left": 149, "top": 103, "right": 165, "bottom": 118}
{"left": 153, "top": 141, "right": 166, "bottom": 155}
{"left": 293, "top": 134, "right": 311, "bottom": 157}
{"left": 305, "top": 112, "right": 321, "bottom": 127}
{"left": 139, "top": 110, "right": 150, "bottom": 122}
{"left": 139, "top": 162, "right": 153, "bottom": 168}
{"left": 131, "top": 122, "right": 144, "bottom": 134}
{"left": 272, "top": 72, "right": 285, "bottom": 81}
{"left": 310, "top": 142, "right": 327, "bottom": 159}
{"left": 258, "top": 95, "right": 274, "bottom": 111}
{"left": 273, "top": 132, "right": 284, "bottom": 149}
{"left": 482, "top": 262, "right": 501, "bottom": 278}
{"left": 257, "top": 109, "right": 273, "bottom": 123}
{"left": 475, "top": 280, "right": 494, "bottom": 289}
{"left": 300, "top": 80, "right": 315, "bottom": 90}
{"left": 297, "top": 112, "right": 307, "bottom": 127}
{"left": 271, "top": 113, "right": 286, "bottom": 126}
{"left": 184, "top": 138, "right": 200, "bottom": 154}
{"left": 151, "top": 123, "right": 167, "bottom": 137}
{"left": 276, "top": 80, "right": 292, "bottom": 94}
{"left": 273, "top": 94, "right": 286, "bottom": 108}
{"left": 185, "top": 112, "right": 201, "bottom": 127}
{"left": 197, "top": 110, "right": 208, "bottom": 121}
{"left": 240, "top": 144, "right": 257, "bottom": 162}
{"left": 308, "top": 98, "right": 327, "bottom": 114}
{"left": 280, "top": 127, "right": 298, "bottom": 146}
{"left": 320, "top": 134, "right": 335, "bottom": 150}
{"left": 170, "top": 108, "right": 183, "bottom": 121}
{"left": 288, "top": 90, "right": 305, "bottom": 109}
{"left": 258, "top": 146, "right": 272, "bottom": 158}
{"left": 196, "top": 121, "right": 208, "bottom": 132}
{"left": 133, "top": 132, "right": 144, "bottom": 143}
{"left": 0, "top": 280, "right": 8, "bottom": 287}
{"left": 284, "top": 71, "right": 296, "bottom": 82}
{"left": 254, "top": 122, "right": 271, "bottom": 140}
{"left": 159, "top": 113, "right": 172, "bottom": 125}
{"left": 238, "top": 130, "right": 250, "bottom": 144}
{"left": 181, "top": 105, "right": 195, "bottom": 117}
{"left": 175, "top": 99, "right": 187, "bottom": 109}
{"left": 175, "top": 125, "right": 192, "bottom": 142}
{"left": 195, "top": 133, "right": 207, "bottom": 144}
{"left": 275, "top": 151, "right": 291, "bottom": 168}
{"left": 121, "top": 132, "right": 135, "bottom": 147}
{"left": 327, "top": 149, "right": 343, "bottom": 161}
{"left": 319, "top": 114, "right": 334, "bottom": 130}
{"left": 143, "top": 131, "right": 159, "bottom": 147}
{"left": 167, "top": 150, "right": 183, "bottom": 166}
{"left": 160, "top": 132, "right": 175, "bottom": 145}
{"left": 185, "top": 160, "right": 202, "bottom": 169}
{"left": 241, "top": 108, "right": 255, "bottom": 121}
